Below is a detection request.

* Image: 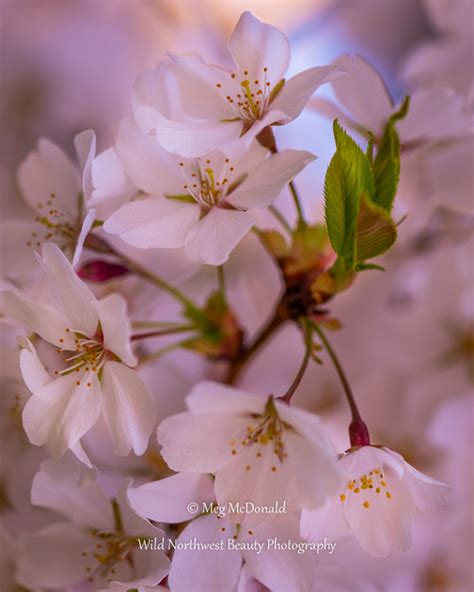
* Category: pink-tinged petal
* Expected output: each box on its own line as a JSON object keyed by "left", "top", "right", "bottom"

{"left": 170, "top": 53, "right": 236, "bottom": 120}
{"left": 104, "top": 197, "right": 201, "bottom": 249}
{"left": 19, "top": 339, "right": 50, "bottom": 392}
{"left": 339, "top": 446, "right": 405, "bottom": 480}
{"left": 158, "top": 411, "right": 248, "bottom": 473}
{"left": 31, "top": 456, "right": 113, "bottom": 529}
{"left": 187, "top": 381, "right": 267, "bottom": 415}
{"left": 184, "top": 208, "right": 255, "bottom": 265}
{"left": 39, "top": 242, "right": 98, "bottom": 336}
{"left": 72, "top": 208, "right": 96, "bottom": 268}
{"left": 329, "top": 55, "right": 394, "bottom": 135}
{"left": 0, "top": 288, "right": 74, "bottom": 348}
{"left": 153, "top": 111, "right": 244, "bottom": 158}
{"left": 128, "top": 473, "right": 215, "bottom": 524}
{"left": 22, "top": 371, "right": 102, "bottom": 458}
{"left": 168, "top": 514, "right": 242, "bottom": 592}
{"left": 243, "top": 515, "right": 316, "bottom": 592}
{"left": 301, "top": 498, "right": 350, "bottom": 542}
{"left": 101, "top": 361, "right": 155, "bottom": 456}
{"left": 401, "top": 460, "right": 450, "bottom": 512}
{"left": 116, "top": 479, "right": 165, "bottom": 540}
{"left": 229, "top": 11, "right": 290, "bottom": 85}
{"left": 271, "top": 65, "right": 345, "bottom": 123}
{"left": 228, "top": 149, "right": 315, "bottom": 209}
{"left": 345, "top": 464, "right": 415, "bottom": 557}
{"left": 115, "top": 117, "right": 183, "bottom": 195}
{"left": 95, "top": 294, "right": 136, "bottom": 367}
{"left": 90, "top": 147, "right": 135, "bottom": 211}
{"left": 17, "top": 138, "right": 80, "bottom": 221}
{"left": 16, "top": 522, "right": 95, "bottom": 589}
{"left": 73, "top": 129, "right": 96, "bottom": 203}
{"left": 69, "top": 441, "right": 96, "bottom": 474}
{"left": 0, "top": 220, "right": 47, "bottom": 275}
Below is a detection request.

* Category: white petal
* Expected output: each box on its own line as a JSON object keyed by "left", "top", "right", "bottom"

{"left": 115, "top": 117, "right": 183, "bottom": 195}
{"left": 17, "top": 138, "right": 80, "bottom": 220}
{"left": 402, "top": 459, "right": 450, "bottom": 512}
{"left": 271, "top": 65, "right": 345, "bottom": 123}
{"left": 187, "top": 381, "right": 268, "bottom": 415}
{"left": 158, "top": 411, "right": 248, "bottom": 473}
{"left": 153, "top": 111, "right": 243, "bottom": 158}
{"left": 128, "top": 473, "right": 215, "bottom": 523}
{"left": 101, "top": 361, "right": 155, "bottom": 456}
{"left": 229, "top": 11, "right": 290, "bottom": 85}
{"left": 19, "top": 339, "right": 50, "bottom": 392}
{"left": 104, "top": 197, "right": 201, "bottom": 249}
{"left": 16, "top": 522, "right": 94, "bottom": 589}
{"left": 168, "top": 514, "right": 242, "bottom": 592}
{"left": 39, "top": 242, "right": 98, "bottom": 336}
{"left": 228, "top": 149, "right": 315, "bottom": 209}
{"left": 72, "top": 208, "right": 96, "bottom": 268}
{"left": 31, "top": 456, "right": 113, "bottom": 529}
{"left": 345, "top": 464, "right": 415, "bottom": 557}
{"left": 184, "top": 208, "right": 255, "bottom": 265}
{"left": 73, "top": 128, "right": 96, "bottom": 203}
{"left": 90, "top": 147, "right": 135, "bottom": 210}
{"left": 0, "top": 288, "right": 74, "bottom": 348}
{"left": 116, "top": 479, "right": 166, "bottom": 540}
{"left": 301, "top": 498, "right": 350, "bottom": 542}
{"left": 22, "top": 371, "right": 102, "bottom": 458}
{"left": 329, "top": 55, "right": 394, "bottom": 134}
{"left": 0, "top": 220, "right": 47, "bottom": 275}
{"left": 340, "top": 446, "right": 405, "bottom": 480}
{"left": 96, "top": 293, "right": 136, "bottom": 366}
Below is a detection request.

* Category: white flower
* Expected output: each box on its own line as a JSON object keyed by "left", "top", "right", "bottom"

{"left": 157, "top": 382, "right": 341, "bottom": 524}
{"left": 17, "top": 456, "right": 169, "bottom": 590}
{"left": 0, "top": 242, "right": 155, "bottom": 458}
{"left": 103, "top": 117, "right": 315, "bottom": 265}
{"left": 131, "top": 11, "right": 344, "bottom": 157}
{"left": 128, "top": 472, "right": 317, "bottom": 592}
{"left": 301, "top": 445, "right": 449, "bottom": 557}
{"left": 0, "top": 130, "right": 98, "bottom": 276}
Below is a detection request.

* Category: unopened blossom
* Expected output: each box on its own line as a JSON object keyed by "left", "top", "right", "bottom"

{"left": 301, "top": 445, "right": 449, "bottom": 557}
{"left": 17, "top": 456, "right": 169, "bottom": 590}
{"left": 128, "top": 472, "right": 316, "bottom": 592}
{"left": 0, "top": 242, "right": 155, "bottom": 458}
{"left": 0, "top": 130, "right": 98, "bottom": 276}
{"left": 157, "top": 382, "right": 341, "bottom": 524}
{"left": 131, "top": 11, "right": 344, "bottom": 157}
{"left": 103, "top": 117, "right": 315, "bottom": 265}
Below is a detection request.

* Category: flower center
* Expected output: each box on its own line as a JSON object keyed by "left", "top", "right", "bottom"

{"left": 27, "top": 192, "right": 77, "bottom": 251}
{"left": 229, "top": 396, "right": 291, "bottom": 473}
{"left": 54, "top": 328, "right": 106, "bottom": 383}
{"left": 216, "top": 66, "right": 279, "bottom": 123}
{"left": 339, "top": 468, "right": 393, "bottom": 509}
{"left": 81, "top": 529, "right": 137, "bottom": 585}
{"left": 179, "top": 157, "right": 236, "bottom": 209}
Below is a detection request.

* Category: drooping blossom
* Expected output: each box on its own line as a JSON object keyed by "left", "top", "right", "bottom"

{"left": 103, "top": 117, "right": 315, "bottom": 265}
{"left": 301, "top": 445, "right": 449, "bottom": 557}
{"left": 0, "top": 242, "right": 155, "bottom": 458}
{"left": 131, "top": 11, "right": 344, "bottom": 157}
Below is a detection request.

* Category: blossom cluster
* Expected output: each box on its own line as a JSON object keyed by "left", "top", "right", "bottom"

{"left": 1, "top": 6, "right": 472, "bottom": 592}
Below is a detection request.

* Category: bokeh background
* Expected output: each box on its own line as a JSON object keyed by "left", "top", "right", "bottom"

{"left": 1, "top": 1, "right": 473, "bottom": 591}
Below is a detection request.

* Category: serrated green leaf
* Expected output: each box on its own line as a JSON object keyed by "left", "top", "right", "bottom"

{"left": 356, "top": 197, "right": 397, "bottom": 261}
{"left": 372, "top": 121, "right": 400, "bottom": 212}
{"left": 324, "top": 120, "right": 374, "bottom": 269}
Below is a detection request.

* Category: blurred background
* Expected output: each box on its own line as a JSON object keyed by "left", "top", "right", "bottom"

{"left": 1, "top": 1, "right": 473, "bottom": 591}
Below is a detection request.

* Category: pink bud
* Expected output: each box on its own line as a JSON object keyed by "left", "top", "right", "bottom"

{"left": 349, "top": 418, "right": 371, "bottom": 447}
{"left": 77, "top": 260, "right": 129, "bottom": 282}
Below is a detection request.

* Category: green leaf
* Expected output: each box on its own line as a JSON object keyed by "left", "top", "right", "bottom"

{"left": 324, "top": 120, "right": 374, "bottom": 269}
{"left": 372, "top": 121, "right": 400, "bottom": 212}
{"left": 356, "top": 197, "right": 397, "bottom": 261}
{"left": 390, "top": 95, "right": 410, "bottom": 123}
{"left": 356, "top": 262, "right": 386, "bottom": 272}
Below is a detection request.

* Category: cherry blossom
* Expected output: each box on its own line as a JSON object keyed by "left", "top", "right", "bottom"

{"left": 0, "top": 242, "right": 155, "bottom": 458}
{"left": 103, "top": 117, "right": 315, "bottom": 265}
{"left": 301, "top": 445, "right": 449, "bottom": 557}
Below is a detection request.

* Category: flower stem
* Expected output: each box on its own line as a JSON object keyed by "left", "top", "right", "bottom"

{"left": 131, "top": 326, "right": 196, "bottom": 341}
{"left": 268, "top": 205, "right": 292, "bottom": 236}
{"left": 288, "top": 180, "right": 306, "bottom": 226}
{"left": 280, "top": 319, "right": 312, "bottom": 404}
{"left": 217, "top": 265, "right": 226, "bottom": 296}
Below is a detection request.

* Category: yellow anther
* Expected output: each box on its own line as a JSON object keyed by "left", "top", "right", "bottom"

{"left": 340, "top": 494, "right": 346, "bottom": 502}
{"left": 386, "top": 492, "right": 392, "bottom": 499}
{"left": 363, "top": 501, "right": 370, "bottom": 508}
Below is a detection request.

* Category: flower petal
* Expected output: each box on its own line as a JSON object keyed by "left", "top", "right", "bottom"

{"left": 39, "top": 242, "right": 98, "bottom": 336}
{"left": 401, "top": 459, "right": 450, "bottom": 512}
{"left": 300, "top": 498, "right": 350, "bottom": 543}
{"left": 17, "top": 138, "right": 80, "bottom": 221}
{"left": 73, "top": 128, "right": 96, "bottom": 203}
{"left": 228, "top": 11, "right": 290, "bottom": 86}
{"left": 228, "top": 149, "right": 315, "bottom": 209}
{"left": 187, "top": 381, "right": 268, "bottom": 415}
{"left": 101, "top": 361, "right": 155, "bottom": 456}
{"left": 168, "top": 514, "right": 242, "bottom": 592}
{"left": 104, "top": 197, "right": 201, "bottom": 249}
{"left": 128, "top": 473, "right": 215, "bottom": 523}
{"left": 271, "top": 65, "right": 345, "bottom": 123}
{"left": 89, "top": 147, "right": 135, "bottom": 212}
{"left": 19, "top": 339, "right": 50, "bottom": 392}
{"left": 0, "top": 220, "right": 46, "bottom": 275}
{"left": 22, "top": 371, "right": 102, "bottom": 458}
{"left": 184, "top": 208, "right": 255, "bottom": 265}
{"left": 158, "top": 411, "right": 248, "bottom": 473}
{"left": 72, "top": 208, "right": 96, "bottom": 268}
{"left": 95, "top": 294, "right": 136, "bottom": 367}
